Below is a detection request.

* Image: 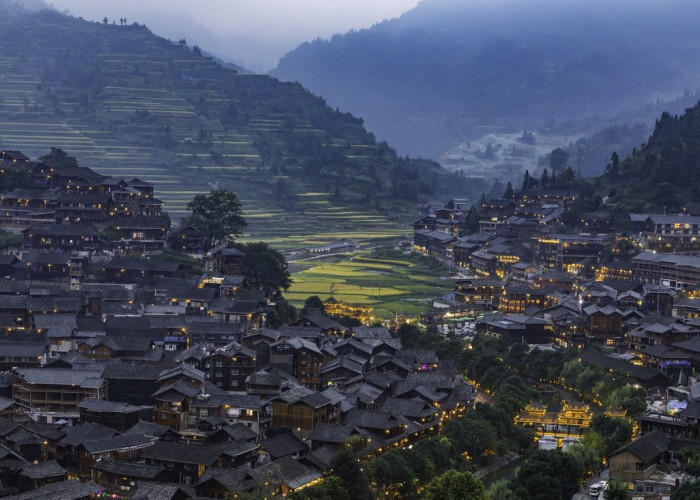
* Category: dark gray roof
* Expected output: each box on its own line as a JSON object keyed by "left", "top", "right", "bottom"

{"left": 59, "top": 422, "right": 118, "bottom": 446}
{"left": 14, "top": 367, "right": 104, "bottom": 388}
{"left": 195, "top": 465, "right": 261, "bottom": 493}
{"left": 260, "top": 433, "right": 306, "bottom": 459}
{"left": 24, "top": 251, "right": 70, "bottom": 266}
{"left": 82, "top": 433, "right": 154, "bottom": 454}
{"left": 342, "top": 409, "right": 402, "bottom": 430}
{"left": 103, "top": 362, "right": 174, "bottom": 381}
{"left": 152, "top": 379, "right": 201, "bottom": 399}
{"left": 255, "top": 455, "right": 322, "bottom": 490}
{"left": 91, "top": 458, "right": 166, "bottom": 479}
{"left": 19, "top": 460, "right": 66, "bottom": 479}
{"left": 611, "top": 430, "right": 669, "bottom": 462}
{"left": 158, "top": 363, "right": 206, "bottom": 383}
{"left": 105, "top": 257, "right": 179, "bottom": 273}
{"left": 640, "top": 345, "right": 689, "bottom": 359}
{"left": 0, "top": 418, "right": 21, "bottom": 438}
{"left": 681, "top": 401, "right": 700, "bottom": 419}
{"left": 130, "top": 481, "right": 190, "bottom": 500}
{"left": 579, "top": 349, "right": 670, "bottom": 383}
{"left": 218, "top": 423, "right": 258, "bottom": 442}
{"left": 77, "top": 399, "right": 142, "bottom": 413}
{"left": 27, "top": 297, "right": 81, "bottom": 313}
{"left": 381, "top": 397, "right": 433, "bottom": 419}
{"left": 142, "top": 440, "right": 255, "bottom": 466}
{"left": 306, "top": 423, "right": 358, "bottom": 444}
{"left": 0, "top": 341, "right": 46, "bottom": 358}
{"left": 33, "top": 314, "right": 77, "bottom": 337}
{"left": 26, "top": 225, "right": 99, "bottom": 237}
{"left": 124, "top": 420, "right": 177, "bottom": 439}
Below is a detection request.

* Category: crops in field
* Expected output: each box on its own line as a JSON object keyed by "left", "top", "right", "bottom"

{"left": 285, "top": 250, "right": 453, "bottom": 319}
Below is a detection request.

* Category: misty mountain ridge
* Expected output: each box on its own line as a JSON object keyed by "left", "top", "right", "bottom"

{"left": 0, "top": 2, "right": 490, "bottom": 244}
{"left": 272, "top": 0, "right": 700, "bottom": 159}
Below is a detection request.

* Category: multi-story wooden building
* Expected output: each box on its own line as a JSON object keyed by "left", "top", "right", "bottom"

{"left": 12, "top": 367, "right": 107, "bottom": 424}
{"left": 210, "top": 342, "right": 257, "bottom": 392}
{"left": 272, "top": 386, "right": 336, "bottom": 438}
{"left": 270, "top": 338, "right": 323, "bottom": 390}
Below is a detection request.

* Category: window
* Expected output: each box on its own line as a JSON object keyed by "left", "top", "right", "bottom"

{"left": 646, "top": 485, "right": 654, "bottom": 493}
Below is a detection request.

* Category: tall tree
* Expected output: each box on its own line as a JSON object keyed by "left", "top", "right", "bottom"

{"left": 549, "top": 147, "right": 569, "bottom": 172}
{"left": 39, "top": 147, "right": 79, "bottom": 169}
{"left": 186, "top": 189, "right": 246, "bottom": 249}
{"left": 329, "top": 449, "right": 373, "bottom": 500}
{"left": 302, "top": 295, "right": 326, "bottom": 316}
{"left": 510, "top": 449, "right": 582, "bottom": 500}
{"left": 423, "top": 470, "right": 486, "bottom": 500}
{"left": 503, "top": 181, "right": 515, "bottom": 199}
{"left": 604, "top": 478, "right": 631, "bottom": 500}
{"left": 235, "top": 242, "right": 291, "bottom": 295}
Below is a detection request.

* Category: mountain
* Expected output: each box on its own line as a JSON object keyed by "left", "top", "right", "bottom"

{"left": 0, "top": 5, "right": 479, "bottom": 245}
{"left": 272, "top": 0, "right": 700, "bottom": 159}
{"left": 599, "top": 101, "right": 700, "bottom": 214}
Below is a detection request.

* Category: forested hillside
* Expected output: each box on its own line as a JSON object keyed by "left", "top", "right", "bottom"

{"left": 273, "top": 0, "right": 700, "bottom": 159}
{"left": 0, "top": 5, "right": 478, "bottom": 244}
{"left": 604, "top": 103, "right": 700, "bottom": 212}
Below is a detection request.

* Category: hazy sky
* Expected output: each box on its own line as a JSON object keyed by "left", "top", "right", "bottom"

{"left": 47, "top": 0, "right": 419, "bottom": 72}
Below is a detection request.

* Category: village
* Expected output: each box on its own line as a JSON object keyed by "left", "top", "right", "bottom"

{"left": 413, "top": 189, "right": 700, "bottom": 498}
{"left": 0, "top": 146, "right": 700, "bottom": 498}
{"left": 0, "top": 150, "right": 479, "bottom": 498}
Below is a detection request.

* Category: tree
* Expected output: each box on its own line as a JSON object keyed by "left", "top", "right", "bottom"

{"left": 186, "top": 189, "right": 247, "bottom": 249}
{"left": 288, "top": 476, "right": 350, "bottom": 500}
{"left": 235, "top": 242, "right": 291, "bottom": 295}
{"left": 503, "top": 182, "right": 515, "bottom": 199}
{"left": 609, "top": 151, "right": 620, "bottom": 176}
{"left": 604, "top": 478, "right": 631, "bottom": 500}
{"left": 541, "top": 168, "right": 550, "bottom": 187}
{"left": 39, "top": 147, "right": 79, "bottom": 169}
{"left": 549, "top": 147, "right": 569, "bottom": 172}
{"left": 329, "top": 449, "right": 373, "bottom": 500}
{"left": 423, "top": 470, "right": 486, "bottom": 500}
{"left": 486, "top": 479, "right": 519, "bottom": 500}
{"left": 510, "top": 450, "right": 582, "bottom": 500}
{"left": 607, "top": 385, "right": 646, "bottom": 416}
{"left": 521, "top": 169, "right": 533, "bottom": 191}
{"left": 302, "top": 295, "right": 325, "bottom": 316}
{"left": 266, "top": 295, "right": 297, "bottom": 328}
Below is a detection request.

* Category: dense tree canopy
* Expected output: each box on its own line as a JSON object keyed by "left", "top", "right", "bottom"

{"left": 423, "top": 470, "right": 486, "bottom": 500}
{"left": 510, "top": 450, "right": 582, "bottom": 500}
{"left": 186, "top": 189, "right": 247, "bottom": 249}
{"left": 39, "top": 147, "right": 79, "bottom": 169}
{"left": 329, "top": 449, "right": 373, "bottom": 500}
{"left": 235, "top": 241, "right": 291, "bottom": 295}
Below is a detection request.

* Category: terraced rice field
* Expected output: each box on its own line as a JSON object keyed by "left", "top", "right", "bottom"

{"left": 285, "top": 250, "right": 452, "bottom": 319}
{"left": 0, "top": 24, "right": 415, "bottom": 246}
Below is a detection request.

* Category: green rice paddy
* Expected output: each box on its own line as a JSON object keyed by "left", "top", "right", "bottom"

{"left": 285, "top": 250, "right": 453, "bottom": 319}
